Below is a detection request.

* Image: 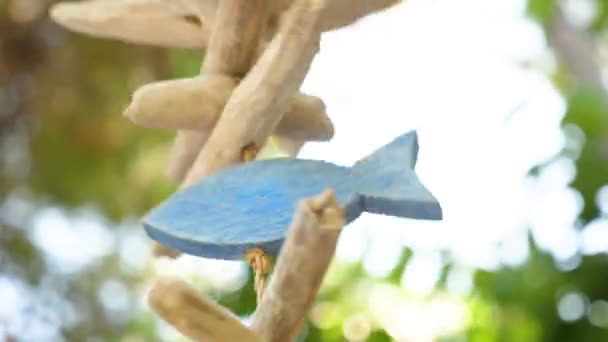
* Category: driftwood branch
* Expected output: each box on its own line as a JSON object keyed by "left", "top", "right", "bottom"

{"left": 320, "top": 0, "right": 400, "bottom": 31}
{"left": 149, "top": 277, "right": 262, "bottom": 341}
{"left": 123, "top": 76, "right": 333, "bottom": 142}
{"left": 182, "top": 0, "right": 324, "bottom": 187}
{"left": 124, "top": 75, "right": 236, "bottom": 130}
{"left": 251, "top": 189, "right": 344, "bottom": 341}
{"left": 50, "top": 0, "right": 212, "bottom": 48}
{"left": 168, "top": 0, "right": 269, "bottom": 189}
{"left": 50, "top": 0, "right": 398, "bottom": 185}
{"left": 276, "top": 93, "right": 332, "bottom": 140}
{"left": 149, "top": 189, "right": 344, "bottom": 341}
{"left": 50, "top": 0, "right": 402, "bottom": 49}
{"left": 203, "top": 0, "right": 269, "bottom": 76}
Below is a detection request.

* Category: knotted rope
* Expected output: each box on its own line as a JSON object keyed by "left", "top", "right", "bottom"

{"left": 245, "top": 247, "right": 272, "bottom": 304}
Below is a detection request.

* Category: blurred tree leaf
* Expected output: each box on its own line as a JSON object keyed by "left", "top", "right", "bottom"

{"left": 527, "top": 0, "right": 556, "bottom": 26}
{"left": 168, "top": 48, "right": 204, "bottom": 78}
{"left": 385, "top": 247, "right": 413, "bottom": 284}
{"left": 28, "top": 36, "right": 176, "bottom": 220}
{"left": 591, "top": 0, "right": 608, "bottom": 32}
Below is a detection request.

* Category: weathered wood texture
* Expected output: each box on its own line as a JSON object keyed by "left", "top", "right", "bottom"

{"left": 250, "top": 189, "right": 344, "bottom": 341}
{"left": 124, "top": 75, "right": 237, "bottom": 131}
{"left": 148, "top": 277, "right": 262, "bottom": 341}
{"left": 50, "top": 0, "right": 402, "bottom": 48}
{"left": 144, "top": 131, "right": 442, "bottom": 260}
{"left": 170, "top": 0, "right": 268, "bottom": 186}
{"left": 50, "top": 0, "right": 404, "bottom": 187}
{"left": 166, "top": 0, "right": 270, "bottom": 188}
{"left": 320, "top": 0, "right": 400, "bottom": 30}
{"left": 182, "top": 0, "right": 324, "bottom": 187}
{"left": 50, "top": 0, "right": 213, "bottom": 48}
{"left": 203, "top": 0, "right": 269, "bottom": 76}
{"left": 123, "top": 76, "right": 333, "bottom": 142}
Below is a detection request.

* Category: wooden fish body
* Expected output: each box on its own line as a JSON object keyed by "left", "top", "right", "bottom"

{"left": 143, "top": 131, "right": 442, "bottom": 260}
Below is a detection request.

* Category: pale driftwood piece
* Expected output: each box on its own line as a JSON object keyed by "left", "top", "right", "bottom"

{"left": 276, "top": 93, "right": 333, "bottom": 140}
{"left": 182, "top": 0, "right": 324, "bottom": 187}
{"left": 277, "top": 0, "right": 401, "bottom": 31}
{"left": 183, "top": 0, "right": 216, "bottom": 25}
{"left": 51, "top": 0, "right": 403, "bottom": 50}
{"left": 166, "top": 130, "right": 209, "bottom": 182}
{"left": 250, "top": 189, "right": 345, "bottom": 341}
{"left": 124, "top": 75, "right": 237, "bottom": 131}
{"left": 149, "top": 277, "right": 262, "bottom": 342}
{"left": 169, "top": 0, "right": 270, "bottom": 187}
{"left": 50, "top": 0, "right": 211, "bottom": 48}
{"left": 319, "top": 0, "right": 401, "bottom": 31}
{"left": 203, "top": 0, "right": 270, "bottom": 76}
{"left": 271, "top": 0, "right": 403, "bottom": 33}
{"left": 124, "top": 77, "right": 334, "bottom": 141}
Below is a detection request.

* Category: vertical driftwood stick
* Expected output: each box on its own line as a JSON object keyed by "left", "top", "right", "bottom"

{"left": 160, "top": 0, "right": 270, "bottom": 256}
{"left": 250, "top": 189, "right": 345, "bottom": 341}
{"left": 171, "top": 0, "right": 270, "bottom": 185}
{"left": 204, "top": 0, "right": 270, "bottom": 76}
{"left": 183, "top": 0, "right": 324, "bottom": 187}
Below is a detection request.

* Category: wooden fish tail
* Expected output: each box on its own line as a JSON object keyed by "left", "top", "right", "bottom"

{"left": 348, "top": 130, "right": 443, "bottom": 221}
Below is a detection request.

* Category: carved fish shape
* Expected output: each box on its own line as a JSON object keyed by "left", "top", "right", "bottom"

{"left": 143, "top": 130, "right": 442, "bottom": 260}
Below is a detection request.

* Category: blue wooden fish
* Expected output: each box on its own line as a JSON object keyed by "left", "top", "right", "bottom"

{"left": 143, "top": 131, "right": 442, "bottom": 260}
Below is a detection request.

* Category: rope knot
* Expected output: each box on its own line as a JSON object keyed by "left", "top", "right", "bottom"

{"left": 245, "top": 247, "right": 271, "bottom": 304}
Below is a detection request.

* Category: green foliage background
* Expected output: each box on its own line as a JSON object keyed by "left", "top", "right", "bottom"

{"left": 1, "top": 0, "right": 608, "bottom": 341}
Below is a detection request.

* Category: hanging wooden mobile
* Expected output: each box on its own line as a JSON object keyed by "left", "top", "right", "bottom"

{"left": 50, "top": 0, "right": 443, "bottom": 340}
